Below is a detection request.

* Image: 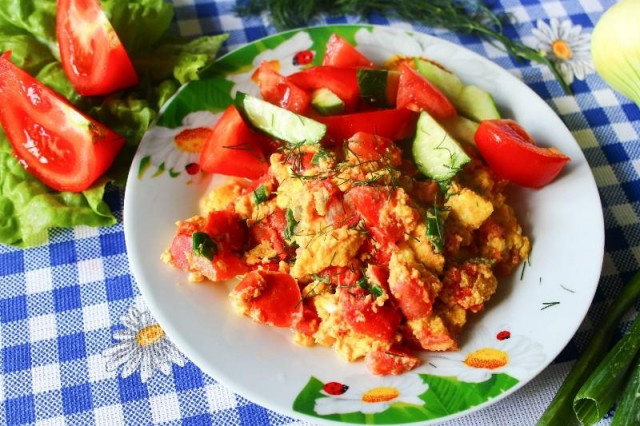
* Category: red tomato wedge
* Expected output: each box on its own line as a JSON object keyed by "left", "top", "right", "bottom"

{"left": 475, "top": 119, "right": 570, "bottom": 188}
{"left": 347, "top": 132, "right": 402, "bottom": 165}
{"left": 199, "top": 106, "right": 269, "bottom": 179}
{"left": 230, "top": 271, "right": 302, "bottom": 327}
{"left": 288, "top": 66, "right": 360, "bottom": 112}
{"left": 323, "top": 33, "right": 375, "bottom": 68}
{"left": 0, "top": 52, "right": 125, "bottom": 192}
{"left": 396, "top": 63, "right": 456, "bottom": 119}
{"left": 316, "top": 109, "right": 418, "bottom": 144}
{"left": 338, "top": 287, "right": 402, "bottom": 342}
{"left": 57, "top": 0, "right": 138, "bottom": 96}
{"left": 255, "top": 62, "right": 310, "bottom": 114}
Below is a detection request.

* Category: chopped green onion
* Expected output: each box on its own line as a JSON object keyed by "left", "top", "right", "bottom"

{"left": 537, "top": 271, "right": 640, "bottom": 425}
{"left": 573, "top": 310, "right": 640, "bottom": 424}
{"left": 311, "top": 148, "right": 331, "bottom": 165}
{"left": 357, "top": 276, "right": 383, "bottom": 299}
{"left": 192, "top": 232, "right": 217, "bottom": 261}
{"left": 253, "top": 185, "right": 268, "bottom": 204}
{"left": 284, "top": 208, "right": 298, "bottom": 241}
{"left": 612, "top": 352, "right": 640, "bottom": 425}
{"left": 426, "top": 205, "right": 444, "bottom": 253}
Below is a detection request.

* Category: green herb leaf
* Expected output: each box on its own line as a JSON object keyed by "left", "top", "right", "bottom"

{"left": 253, "top": 185, "right": 269, "bottom": 204}
{"left": 311, "top": 148, "right": 331, "bottom": 166}
{"left": 192, "top": 232, "right": 217, "bottom": 261}
{"left": 284, "top": 208, "right": 298, "bottom": 241}
{"left": 357, "top": 275, "right": 383, "bottom": 299}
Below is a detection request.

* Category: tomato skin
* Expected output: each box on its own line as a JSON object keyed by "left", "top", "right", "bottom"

{"left": 396, "top": 63, "right": 456, "bottom": 119}
{"left": 205, "top": 211, "right": 248, "bottom": 252}
{"left": 255, "top": 62, "right": 310, "bottom": 114}
{"left": 288, "top": 66, "right": 360, "bottom": 112}
{"left": 57, "top": 0, "right": 138, "bottom": 95}
{"left": 338, "top": 287, "right": 401, "bottom": 342}
{"left": 347, "top": 132, "right": 402, "bottom": 165}
{"left": 323, "top": 34, "right": 374, "bottom": 68}
{"left": 316, "top": 109, "right": 418, "bottom": 145}
{"left": 230, "top": 271, "right": 302, "bottom": 327}
{"left": 199, "top": 106, "right": 269, "bottom": 179}
{"left": 365, "top": 347, "right": 421, "bottom": 376}
{"left": 474, "top": 119, "right": 570, "bottom": 188}
{"left": 0, "top": 52, "right": 125, "bottom": 192}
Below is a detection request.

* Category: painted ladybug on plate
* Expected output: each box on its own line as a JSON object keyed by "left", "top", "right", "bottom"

{"left": 323, "top": 381, "right": 349, "bottom": 395}
{"left": 185, "top": 163, "right": 200, "bottom": 175}
{"left": 293, "top": 50, "right": 314, "bottom": 66}
{"left": 496, "top": 330, "right": 511, "bottom": 341}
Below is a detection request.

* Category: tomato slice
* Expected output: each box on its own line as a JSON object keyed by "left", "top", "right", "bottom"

{"left": 322, "top": 34, "right": 375, "bottom": 68}
{"left": 230, "top": 271, "right": 302, "bottom": 327}
{"left": 199, "top": 106, "right": 269, "bottom": 179}
{"left": 316, "top": 109, "right": 418, "bottom": 145}
{"left": 255, "top": 62, "right": 310, "bottom": 114}
{"left": 396, "top": 63, "right": 456, "bottom": 119}
{"left": 57, "top": 0, "right": 138, "bottom": 96}
{"left": 338, "top": 287, "right": 402, "bottom": 342}
{"left": 205, "top": 211, "right": 248, "bottom": 252}
{"left": 347, "top": 132, "right": 401, "bottom": 165}
{"left": 474, "top": 119, "right": 570, "bottom": 188}
{"left": 0, "top": 52, "right": 125, "bottom": 192}
{"left": 288, "top": 66, "right": 360, "bottom": 112}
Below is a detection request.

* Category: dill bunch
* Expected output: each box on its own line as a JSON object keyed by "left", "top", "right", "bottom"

{"left": 235, "top": 0, "right": 571, "bottom": 94}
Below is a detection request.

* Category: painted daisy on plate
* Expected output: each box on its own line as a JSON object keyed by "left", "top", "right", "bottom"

{"left": 429, "top": 326, "right": 545, "bottom": 383}
{"left": 138, "top": 110, "right": 220, "bottom": 181}
{"left": 314, "top": 374, "right": 428, "bottom": 415}
{"left": 355, "top": 27, "right": 428, "bottom": 66}
{"left": 226, "top": 31, "right": 314, "bottom": 97}
{"left": 103, "top": 303, "right": 186, "bottom": 382}
{"left": 531, "top": 18, "right": 594, "bottom": 85}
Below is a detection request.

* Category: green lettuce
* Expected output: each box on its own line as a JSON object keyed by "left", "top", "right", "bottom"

{"left": 0, "top": 0, "right": 228, "bottom": 247}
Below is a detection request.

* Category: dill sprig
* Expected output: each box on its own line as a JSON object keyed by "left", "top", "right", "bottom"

{"left": 236, "top": 0, "right": 571, "bottom": 94}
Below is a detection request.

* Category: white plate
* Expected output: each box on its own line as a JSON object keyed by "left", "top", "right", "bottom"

{"left": 124, "top": 25, "right": 604, "bottom": 425}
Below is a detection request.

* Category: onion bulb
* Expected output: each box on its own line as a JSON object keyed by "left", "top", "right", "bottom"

{"left": 592, "top": 0, "right": 640, "bottom": 107}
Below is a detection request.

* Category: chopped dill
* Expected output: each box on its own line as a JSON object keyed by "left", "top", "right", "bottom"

{"left": 541, "top": 301, "right": 560, "bottom": 311}
{"left": 560, "top": 284, "right": 575, "bottom": 293}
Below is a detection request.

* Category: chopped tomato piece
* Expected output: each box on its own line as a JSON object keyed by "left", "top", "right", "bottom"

{"left": 0, "top": 52, "right": 125, "bottom": 192}
{"left": 388, "top": 273, "right": 434, "bottom": 320}
{"left": 396, "top": 63, "right": 456, "bottom": 119}
{"left": 205, "top": 211, "right": 248, "bottom": 252}
{"left": 345, "top": 187, "right": 409, "bottom": 244}
{"left": 347, "top": 132, "right": 401, "bottom": 165}
{"left": 475, "top": 119, "right": 570, "bottom": 188}
{"left": 169, "top": 234, "right": 194, "bottom": 271}
{"left": 255, "top": 62, "right": 310, "bottom": 114}
{"left": 365, "top": 347, "right": 421, "bottom": 375}
{"left": 318, "top": 263, "right": 362, "bottom": 287}
{"left": 57, "top": 0, "right": 138, "bottom": 95}
{"left": 322, "top": 34, "right": 375, "bottom": 68}
{"left": 288, "top": 66, "right": 360, "bottom": 112}
{"left": 292, "top": 299, "right": 320, "bottom": 337}
{"left": 200, "top": 106, "right": 269, "bottom": 179}
{"left": 193, "top": 250, "right": 248, "bottom": 282}
{"left": 338, "top": 287, "right": 401, "bottom": 342}
{"left": 317, "top": 109, "right": 417, "bottom": 145}
{"left": 230, "top": 271, "right": 302, "bottom": 327}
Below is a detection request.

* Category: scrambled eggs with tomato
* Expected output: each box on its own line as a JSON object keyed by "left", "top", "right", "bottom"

{"left": 164, "top": 132, "right": 530, "bottom": 376}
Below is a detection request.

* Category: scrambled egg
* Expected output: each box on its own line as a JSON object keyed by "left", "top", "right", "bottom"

{"left": 166, "top": 135, "right": 531, "bottom": 375}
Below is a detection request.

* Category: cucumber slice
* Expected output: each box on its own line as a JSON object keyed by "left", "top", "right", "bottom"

{"left": 311, "top": 88, "right": 345, "bottom": 116}
{"left": 414, "top": 58, "right": 463, "bottom": 101}
{"left": 235, "top": 92, "right": 326, "bottom": 145}
{"left": 456, "top": 85, "right": 500, "bottom": 122}
{"left": 357, "top": 69, "right": 399, "bottom": 107}
{"left": 412, "top": 111, "right": 470, "bottom": 181}
{"left": 439, "top": 115, "right": 480, "bottom": 146}
{"left": 414, "top": 58, "right": 500, "bottom": 122}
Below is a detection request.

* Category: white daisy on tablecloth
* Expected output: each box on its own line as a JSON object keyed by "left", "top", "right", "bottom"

{"left": 531, "top": 18, "right": 594, "bottom": 85}
{"left": 314, "top": 374, "right": 428, "bottom": 415}
{"left": 429, "top": 326, "right": 545, "bottom": 383}
{"left": 139, "top": 110, "right": 220, "bottom": 180}
{"left": 226, "top": 31, "right": 315, "bottom": 97}
{"left": 102, "top": 303, "right": 185, "bottom": 382}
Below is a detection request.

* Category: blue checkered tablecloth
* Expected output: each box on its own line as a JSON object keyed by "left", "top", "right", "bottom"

{"left": 1, "top": 0, "right": 637, "bottom": 424}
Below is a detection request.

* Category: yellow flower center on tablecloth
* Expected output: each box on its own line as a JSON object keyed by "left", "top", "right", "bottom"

{"left": 464, "top": 347, "right": 508, "bottom": 369}
{"left": 174, "top": 127, "right": 210, "bottom": 153}
{"left": 136, "top": 324, "right": 165, "bottom": 346}
{"left": 551, "top": 39, "right": 573, "bottom": 60}
{"left": 361, "top": 386, "right": 400, "bottom": 403}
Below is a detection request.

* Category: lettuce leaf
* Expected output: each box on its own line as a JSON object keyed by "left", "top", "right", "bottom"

{"left": 0, "top": 0, "right": 228, "bottom": 247}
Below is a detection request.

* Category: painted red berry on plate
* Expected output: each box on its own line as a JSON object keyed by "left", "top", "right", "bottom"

{"left": 185, "top": 163, "right": 200, "bottom": 175}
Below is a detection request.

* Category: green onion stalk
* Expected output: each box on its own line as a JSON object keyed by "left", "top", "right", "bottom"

{"left": 236, "top": 0, "right": 572, "bottom": 93}
{"left": 612, "top": 351, "right": 640, "bottom": 425}
{"left": 573, "top": 310, "right": 640, "bottom": 424}
{"left": 537, "top": 271, "right": 640, "bottom": 425}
